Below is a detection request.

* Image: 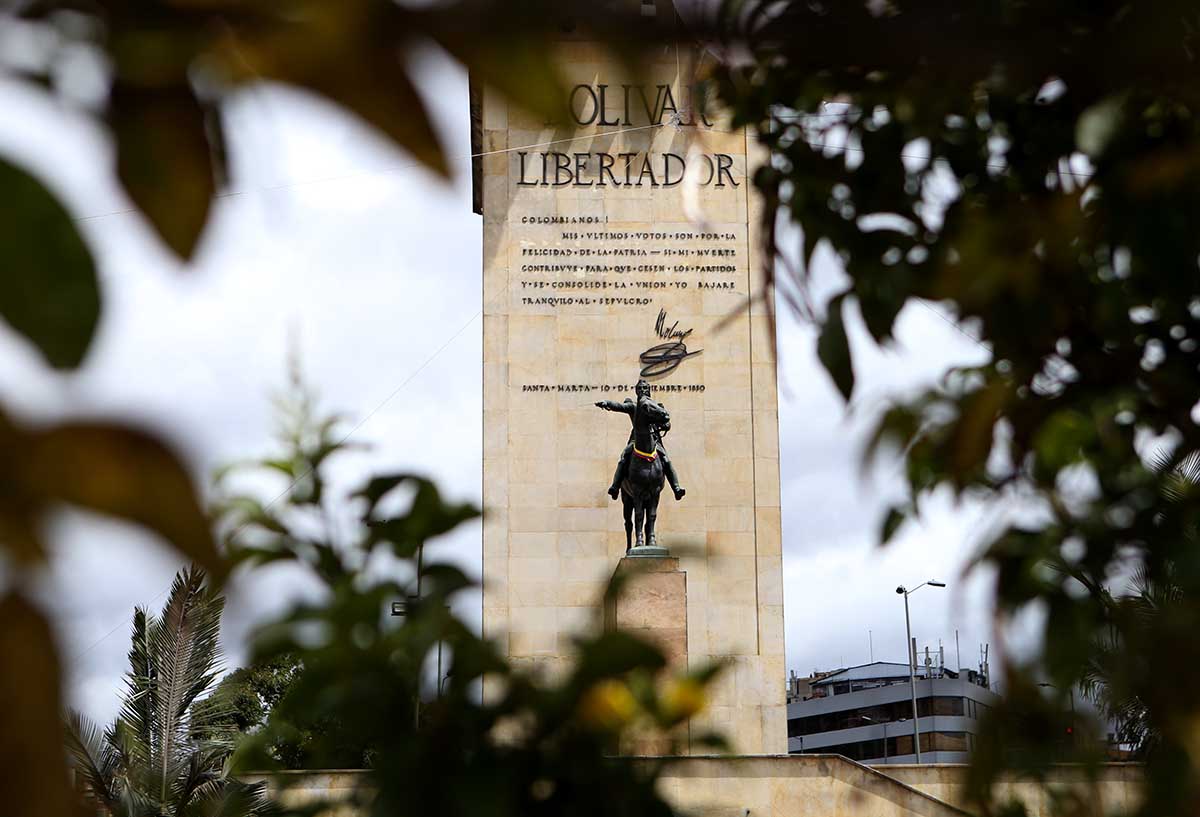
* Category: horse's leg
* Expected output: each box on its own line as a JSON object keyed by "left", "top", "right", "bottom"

{"left": 646, "top": 491, "right": 661, "bottom": 548}
{"left": 622, "top": 492, "right": 634, "bottom": 552}
{"left": 634, "top": 500, "right": 645, "bottom": 548}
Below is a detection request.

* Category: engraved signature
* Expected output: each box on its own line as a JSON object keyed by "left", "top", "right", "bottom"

{"left": 639, "top": 309, "right": 702, "bottom": 377}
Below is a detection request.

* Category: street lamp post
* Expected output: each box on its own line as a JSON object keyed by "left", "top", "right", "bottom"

{"left": 1038, "top": 682, "right": 1077, "bottom": 751}
{"left": 859, "top": 714, "right": 889, "bottom": 764}
{"left": 896, "top": 580, "right": 946, "bottom": 764}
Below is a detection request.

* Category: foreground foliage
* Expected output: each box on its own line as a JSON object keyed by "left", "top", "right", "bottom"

{"left": 712, "top": 0, "right": 1200, "bottom": 813}
{"left": 64, "top": 568, "right": 267, "bottom": 817}
{"left": 0, "top": 4, "right": 651, "bottom": 813}
{"left": 1079, "top": 454, "right": 1200, "bottom": 762}
{"left": 220, "top": 378, "right": 724, "bottom": 817}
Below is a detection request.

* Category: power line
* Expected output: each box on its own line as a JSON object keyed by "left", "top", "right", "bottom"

{"left": 71, "top": 312, "right": 487, "bottom": 664}
{"left": 73, "top": 108, "right": 1094, "bottom": 228}
{"left": 72, "top": 122, "right": 669, "bottom": 224}
{"left": 68, "top": 120, "right": 681, "bottom": 660}
{"left": 68, "top": 115, "right": 574, "bottom": 662}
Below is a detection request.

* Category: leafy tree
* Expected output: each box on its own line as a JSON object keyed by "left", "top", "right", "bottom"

{"left": 195, "top": 654, "right": 303, "bottom": 738}
{"left": 220, "top": 378, "right": 725, "bottom": 816}
{"left": 1080, "top": 454, "right": 1200, "bottom": 760}
{"left": 64, "top": 567, "right": 268, "bottom": 817}
{"left": 1080, "top": 566, "right": 1168, "bottom": 760}
{"left": 710, "top": 0, "right": 1200, "bottom": 812}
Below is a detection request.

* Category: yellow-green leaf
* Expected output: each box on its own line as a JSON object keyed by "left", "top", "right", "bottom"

{"left": 0, "top": 593, "right": 77, "bottom": 817}
{"left": 24, "top": 423, "right": 223, "bottom": 577}
{"left": 110, "top": 83, "right": 217, "bottom": 260}
{"left": 0, "top": 159, "right": 100, "bottom": 369}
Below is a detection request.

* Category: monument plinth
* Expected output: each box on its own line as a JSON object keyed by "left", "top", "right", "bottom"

{"left": 476, "top": 24, "right": 785, "bottom": 753}
{"left": 605, "top": 556, "right": 688, "bottom": 669}
{"left": 606, "top": 555, "right": 689, "bottom": 756}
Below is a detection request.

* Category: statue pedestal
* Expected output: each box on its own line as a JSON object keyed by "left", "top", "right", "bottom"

{"left": 624, "top": 544, "right": 671, "bottom": 558}
{"left": 605, "top": 555, "right": 689, "bottom": 755}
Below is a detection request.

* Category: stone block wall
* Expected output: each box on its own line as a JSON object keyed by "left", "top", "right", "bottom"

{"left": 245, "top": 760, "right": 1143, "bottom": 817}
{"left": 479, "top": 38, "right": 785, "bottom": 755}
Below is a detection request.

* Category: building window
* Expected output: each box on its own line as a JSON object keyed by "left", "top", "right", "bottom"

{"left": 799, "top": 731, "right": 972, "bottom": 762}
{"left": 930, "top": 731, "right": 969, "bottom": 752}
{"left": 789, "top": 695, "right": 972, "bottom": 738}
{"left": 917, "top": 696, "right": 965, "bottom": 717}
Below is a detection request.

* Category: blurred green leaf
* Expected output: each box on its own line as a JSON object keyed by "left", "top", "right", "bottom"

{"left": 571, "top": 631, "right": 666, "bottom": 687}
{"left": 226, "top": 2, "right": 449, "bottom": 178}
{"left": 948, "top": 381, "right": 1008, "bottom": 482}
{"left": 879, "top": 505, "right": 906, "bottom": 546}
{"left": 817, "top": 292, "right": 854, "bottom": 401}
{"left": 1076, "top": 95, "right": 1125, "bottom": 158}
{"left": 282, "top": 52, "right": 449, "bottom": 179}
{"left": 428, "top": 2, "right": 568, "bottom": 125}
{"left": 1033, "top": 410, "right": 1094, "bottom": 475}
{"left": 420, "top": 562, "right": 474, "bottom": 597}
{"left": 0, "top": 593, "right": 77, "bottom": 817}
{"left": 25, "top": 422, "right": 222, "bottom": 577}
{"left": 0, "top": 159, "right": 99, "bottom": 369}
{"left": 110, "top": 83, "right": 217, "bottom": 260}
{"left": 363, "top": 475, "right": 480, "bottom": 557}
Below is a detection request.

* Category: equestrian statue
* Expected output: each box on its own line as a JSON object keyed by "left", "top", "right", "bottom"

{"left": 595, "top": 379, "right": 686, "bottom": 552}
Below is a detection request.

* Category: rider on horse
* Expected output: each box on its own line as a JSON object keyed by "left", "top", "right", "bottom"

{"left": 595, "top": 379, "right": 686, "bottom": 501}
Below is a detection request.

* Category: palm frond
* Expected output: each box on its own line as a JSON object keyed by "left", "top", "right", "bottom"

{"left": 116, "top": 784, "right": 158, "bottom": 817}
{"left": 187, "top": 777, "right": 277, "bottom": 817}
{"left": 1174, "top": 451, "right": 1200, "bottom": 491}
{"left": 97, "top": 567, "right": 257, "bottom": 816}
{"left": 170, "top": 751, "right": 222, "bottom": 817}
{"left": 119, "top": 606, "right": 157, "bottom": 772}
{"left": 150, "top": 566, "right": 225, "bottom": 809}
{"left": 64, "top": 710, "right": 120, "bottom": 812}
{"left": 1153, "top": 448, "right": 1200, "bottom": 503}
{"left": 108, "top": 719, "right": 167, "bottom": 814}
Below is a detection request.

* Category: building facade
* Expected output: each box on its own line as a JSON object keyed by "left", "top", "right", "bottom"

{"left": 787, "top": 662, "right": 1000, "bottom": 764}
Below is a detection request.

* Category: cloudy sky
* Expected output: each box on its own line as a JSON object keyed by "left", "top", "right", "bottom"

{"left": 1, "top": 48, "right": 1002, "bottom": 725}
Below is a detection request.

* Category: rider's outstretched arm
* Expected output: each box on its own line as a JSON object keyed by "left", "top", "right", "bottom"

{"left": 595, "top": 399, "right": 635, "bottom": 414}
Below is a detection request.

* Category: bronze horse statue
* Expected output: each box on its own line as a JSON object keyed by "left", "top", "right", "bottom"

{"left": 599, "top": 394, "right": 672, "bottom": 551}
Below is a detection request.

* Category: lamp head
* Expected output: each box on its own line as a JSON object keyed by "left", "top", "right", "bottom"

{"left": 896, "top": 586, "right": 905, "bottom": 595}
{"left": 928, "top": 580, "right": 947, "bottom": 588}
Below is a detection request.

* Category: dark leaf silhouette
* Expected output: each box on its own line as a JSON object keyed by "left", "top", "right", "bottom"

{"left": 0, "top": 159, "right": 99, "bottom": 369}
{"left": 0, "top": 593, "right": 77, "bottom": 817}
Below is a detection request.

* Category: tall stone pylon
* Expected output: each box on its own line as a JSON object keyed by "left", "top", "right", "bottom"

{"left": 474, "top": 7, "right": 786, "bottom": 753}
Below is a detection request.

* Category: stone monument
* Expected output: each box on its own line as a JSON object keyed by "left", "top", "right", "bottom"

{"left": 474, "top": 6, "right": 785, "bottom": 753}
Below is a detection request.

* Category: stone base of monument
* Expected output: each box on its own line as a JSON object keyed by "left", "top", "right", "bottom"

{"left": 625, "top": 544, "right": 671, "bottom": 558}
{"left": 605, "top": 553, "right": 689, "bottom": 755}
